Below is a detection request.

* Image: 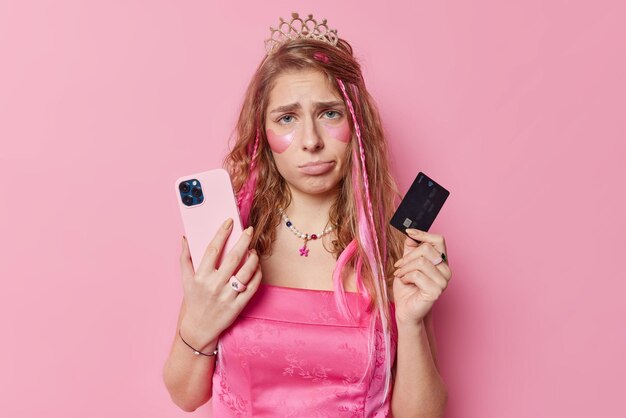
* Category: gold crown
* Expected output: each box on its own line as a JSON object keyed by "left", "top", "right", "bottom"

{"left": 265, "top": 12, "right": 339, "bottom": 55}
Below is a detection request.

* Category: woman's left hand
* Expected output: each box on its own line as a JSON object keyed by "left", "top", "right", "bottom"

{"left": 392, "top": 228, "right": 452, "bottom": 326}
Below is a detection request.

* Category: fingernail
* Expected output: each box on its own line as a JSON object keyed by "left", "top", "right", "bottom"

{"left": 394, "top": 258, "right": 402, "bottom": 267}
{"left": 245, "top": 226, "right": 254, "bottom": 236}
{"left": 222, "top": 218, "right": 233, "bottom": 229}
{"left": 406, "top": 228, "right": 420, "bottom": 234}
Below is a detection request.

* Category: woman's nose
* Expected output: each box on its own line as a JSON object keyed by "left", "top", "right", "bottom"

{"left": 300, "top": 120, "right": 324, "bottom": 151}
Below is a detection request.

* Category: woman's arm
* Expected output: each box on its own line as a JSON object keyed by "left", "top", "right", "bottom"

{"left": 162, "top": 297, "right": 218, "bottom": 412}
{"left": 163, "top": 224, "right": 262, "bottom": 411}
{"left": 391, "top": 310, "right": 448, "bottom": 418}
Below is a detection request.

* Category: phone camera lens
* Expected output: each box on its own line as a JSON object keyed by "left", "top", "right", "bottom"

{"left": 182, "top": 195, "right": 193, "bottom": 206}
{"left": 191, "top": 187, "right": 202, "bottom": 197}
{"left": 179, "top": 182, "right": 190, "bottom": 193}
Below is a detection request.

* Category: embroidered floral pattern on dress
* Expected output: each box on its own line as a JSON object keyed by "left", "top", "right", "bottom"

{"left": 337, "top": 341, "right": 368, "bottom": 385}
{"left": 214, "top": 361, "right": 249, "bottom": 416}
{"left": 337, "top": 403, "right": 367, "bottom": 418}
{"left": 211, "top": 284, "right": 397, "bottom": 417}
{"left": 309, "top": 306, "right": 341, "bottom": 324}
{"left": 283, "top": 351, "right": 332, "bottom": 384}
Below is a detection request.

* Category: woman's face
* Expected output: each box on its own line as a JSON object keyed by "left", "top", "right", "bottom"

{"left": 264, "top": 69, "right": 351, "bottom": 197}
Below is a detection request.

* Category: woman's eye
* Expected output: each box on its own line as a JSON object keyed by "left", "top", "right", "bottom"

{"left": 324, "top": 110, "right": 341, "bottom": 119}
{"left": 278, "top": 115, "right": 294, "bottom": 124}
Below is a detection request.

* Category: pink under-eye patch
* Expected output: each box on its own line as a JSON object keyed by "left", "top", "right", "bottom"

{"left": 321, "top": 119, "right": 351, "bottom": 143}
{"left": 266, "top": 128, "right": 295, "bottom": 154}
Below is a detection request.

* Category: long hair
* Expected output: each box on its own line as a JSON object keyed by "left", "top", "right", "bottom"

{"left": 222, "top": 37, "right": 404, "bottom": 406}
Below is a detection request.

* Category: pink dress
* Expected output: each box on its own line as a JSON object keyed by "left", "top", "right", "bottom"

{"left": 212, "top": 283, "right": 397, "bottom": 417}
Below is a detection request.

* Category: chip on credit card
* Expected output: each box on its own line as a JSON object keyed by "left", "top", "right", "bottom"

{"left": 390, "top": 172, "right": 450, "bottom": 236}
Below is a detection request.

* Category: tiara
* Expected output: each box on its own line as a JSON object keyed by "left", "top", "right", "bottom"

{"left": 264, "top": 12, "right": 339, "bottom": 55}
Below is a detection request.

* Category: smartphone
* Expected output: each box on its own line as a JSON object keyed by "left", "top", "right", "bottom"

{"left": 174, "top": 168, "right": 244, "bottom": 270}
{"left": 389, "top": 171, "right": 450, "bottom": 236}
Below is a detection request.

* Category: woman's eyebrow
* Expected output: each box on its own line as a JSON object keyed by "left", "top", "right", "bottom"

{"left": 269, "top": 100, "right": 344, "bottom": 114}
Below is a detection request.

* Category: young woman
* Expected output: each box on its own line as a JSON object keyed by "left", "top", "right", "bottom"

{"left": 163, "top": 12, "right": 451, "bottom": 417}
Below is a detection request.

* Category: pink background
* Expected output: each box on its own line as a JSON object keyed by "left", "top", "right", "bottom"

{"left": 1, "top": 1, "right": 624, "bottom": 417}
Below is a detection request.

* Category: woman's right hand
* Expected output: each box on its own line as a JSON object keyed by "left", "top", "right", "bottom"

{"left": 178, "top": 218, "right": 262, "bottom": 351}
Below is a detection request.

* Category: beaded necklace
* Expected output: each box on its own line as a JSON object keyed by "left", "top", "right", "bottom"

{"left": 279, "top": 209, "right": 333, "bottom": 257}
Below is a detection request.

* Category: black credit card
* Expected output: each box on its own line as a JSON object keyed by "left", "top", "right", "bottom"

{"left": 390, "top": 172, "right": 450, "bottom": 235}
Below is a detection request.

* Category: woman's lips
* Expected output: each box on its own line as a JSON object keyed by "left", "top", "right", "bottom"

{"left": 298, "top": 161, "right": 335, "bottom": 175}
